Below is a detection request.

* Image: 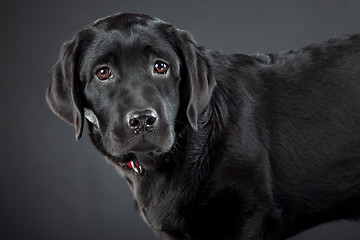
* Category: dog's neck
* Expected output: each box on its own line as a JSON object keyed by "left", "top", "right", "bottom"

{"left": 129, "top": 84, "right": 230, "bottom": 235}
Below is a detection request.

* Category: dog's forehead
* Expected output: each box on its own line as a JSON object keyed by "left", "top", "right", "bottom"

{"left": 92, "top": 13, "right": 165, "bottom": 32}
{"left": 79, "top": 14, "right": 180, "bottom": 77}
{"left": 88, "top": 13, "right": 173, "bottom": 52}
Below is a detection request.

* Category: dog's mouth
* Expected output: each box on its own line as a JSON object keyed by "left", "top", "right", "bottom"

{"left": 108, "top": 145, "right": 165, "bottom": 176}
{"left": 108, "top": 152, "right": 144, "bottom": 175}
{"left": 118, "top": 160, "right": 143, "bottom": 175}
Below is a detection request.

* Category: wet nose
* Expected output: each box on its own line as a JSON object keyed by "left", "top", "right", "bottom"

{"left": 126, "top": 109, "right": 158, "bottom": 134}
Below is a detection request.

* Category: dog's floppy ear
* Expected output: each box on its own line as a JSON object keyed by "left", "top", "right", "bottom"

{"left": 173, "top": 29, "right": 216, "bottom": 130}
{"left": 46, "top": 33, "right": 84, "bottom": 140}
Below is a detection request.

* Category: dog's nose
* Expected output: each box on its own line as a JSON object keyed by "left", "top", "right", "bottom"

{"left": 126, "top": 109, "right": 158, "bottom": 133}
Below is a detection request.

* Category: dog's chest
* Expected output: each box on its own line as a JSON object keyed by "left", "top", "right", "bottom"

{"left": 132, "top": 176, "right": 190, "bottom": 238}
{"left": 136, "top": 192, "right": 183, "bottom": 230}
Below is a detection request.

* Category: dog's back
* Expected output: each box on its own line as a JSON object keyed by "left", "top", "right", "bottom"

{"left": 258, "top": 34, "right": 360, "bottom": 236}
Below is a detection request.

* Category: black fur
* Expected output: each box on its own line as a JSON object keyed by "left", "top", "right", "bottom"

{"left": 46, "top": 13, "right": 360, "bottom": 240}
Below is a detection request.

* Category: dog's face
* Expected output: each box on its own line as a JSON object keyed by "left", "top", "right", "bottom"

{"left": 82, "top": 16, "right": 181, "bottom": 162}
{"left": 46, "top": 13, "right": 215, "bottom": 170}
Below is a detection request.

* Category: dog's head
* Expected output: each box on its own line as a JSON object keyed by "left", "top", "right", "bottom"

{"left": 46, "top": 13, "right": 215, "bottom": 168}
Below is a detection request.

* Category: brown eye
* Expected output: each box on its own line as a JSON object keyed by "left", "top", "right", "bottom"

{"left": 154, "top": 61, "right": 169, "bottom": 75}
{"left": 96, "top": 67, "right": 113, "bottom": 81}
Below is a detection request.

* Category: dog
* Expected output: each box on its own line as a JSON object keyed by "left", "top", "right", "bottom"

{"left": 46, "top": 13, "right": 360, "bottom": 240}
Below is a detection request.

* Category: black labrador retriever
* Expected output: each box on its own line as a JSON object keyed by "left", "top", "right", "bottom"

{"left": 46, "top": 13, "right": 360, "bottom": 240}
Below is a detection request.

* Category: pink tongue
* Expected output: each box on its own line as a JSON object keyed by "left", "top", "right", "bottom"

{"left": 127, "top": 162, "right": 133, "bottom": 169}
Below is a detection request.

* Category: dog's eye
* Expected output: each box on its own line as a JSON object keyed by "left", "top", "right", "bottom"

{"left": 96, "top": 67, "right": 113, "bottom": 81}
{"left": 154, "top": 61, "right": 169, "bottom": 75}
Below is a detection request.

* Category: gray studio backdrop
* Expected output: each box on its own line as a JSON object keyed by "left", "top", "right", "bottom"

{"left": 1, "top": 1, "right": 360, "bottom": 239}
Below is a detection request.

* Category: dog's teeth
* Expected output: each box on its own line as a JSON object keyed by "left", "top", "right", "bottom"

{"left": 130, "top": 161, "right": 143, "bottom": 175}
{"left": 130, "top": 161, "right": 136, "bottom": 169}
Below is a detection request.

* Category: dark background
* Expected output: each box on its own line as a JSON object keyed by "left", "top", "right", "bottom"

{"left": 1, "top": 1, "right": 360, "bottom": 239}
